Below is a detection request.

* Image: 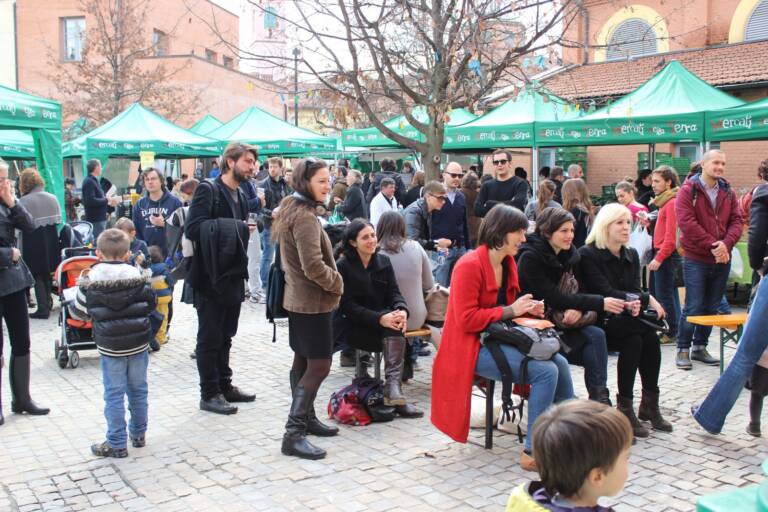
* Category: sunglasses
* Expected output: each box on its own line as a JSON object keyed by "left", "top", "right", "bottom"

{"left": 445, "top": 172, "right": 464, "bottom": 179}
{"left": 492, "top": 159, "right": 509, "bottom": 166}
{"left": 429, "top": 193, "right": 447, "bottom": 202}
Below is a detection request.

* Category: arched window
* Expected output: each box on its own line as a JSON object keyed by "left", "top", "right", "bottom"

{"left": 746, "top": 0, "right": 768, "bottom": 41}
{"left": 606, "top": 19, "right": 658, "bottom": 60}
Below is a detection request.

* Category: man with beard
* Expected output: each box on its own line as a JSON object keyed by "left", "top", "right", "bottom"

{"left": 185, "top": 142, "right": 258, "bottom": 415}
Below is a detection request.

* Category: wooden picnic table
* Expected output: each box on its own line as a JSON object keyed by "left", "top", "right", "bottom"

{"left": 686, "top": 313, "right": 748, "bottom": 373}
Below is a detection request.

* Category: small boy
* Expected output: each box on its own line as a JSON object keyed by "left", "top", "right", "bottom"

{"left": 115, "top": 217, "right": 149, "bottom": 268}
{"left": 506, "top": 400, "right": 633, "bottom": 512}
{"left": 148, "top": 245, "right": 175, "bottom": 349}
{"left": 80, "top": 229, "right": 156, "bottom": 458}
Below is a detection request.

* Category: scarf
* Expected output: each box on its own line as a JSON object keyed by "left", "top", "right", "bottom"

{"left": 19, "top": 186, "right": 62, "bottom": 228}
{"left": 292, "top": 191, "right": 328, "bottom": 216}
{"left": 650, "top": 186, "right": 678, "bottom": 209}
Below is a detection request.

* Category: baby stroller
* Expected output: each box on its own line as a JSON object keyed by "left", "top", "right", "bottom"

{"left": 53, "top": 248, "right": 98, "bottom": 369}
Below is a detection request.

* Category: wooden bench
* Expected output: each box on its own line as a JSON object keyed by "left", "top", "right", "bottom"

{"left": 686, "top": 313, "right": 748, "bottom": 373}
{"left": 355, "top": 327, "right": 433, "bottom": 379}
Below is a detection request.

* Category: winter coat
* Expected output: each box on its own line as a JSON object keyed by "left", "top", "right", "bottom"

{"left": 431, "top": 245, "right": 519, "bottom": 443}
{"left": 748, "top": 183, "right": 768, "bottom": 273}
{"left": 366, "top": 171, "right": 406, "bottom": 205}
{"left": 337, "top": 183, "right": 367, "bottom": 221}
{"left": 675, "top": 174, "right": 742, "bottom": 264}
{"left": 279, "top": 202, "right": 343, "bottom": 314}
{"left": 131, "top": 190, "right": 183, "bottom": 256}
{"left": 259, "top": 175, "right": 291, "bottom": 229}
{"left": 0, "top": 201, "right": 35, "bottom": 297}
{"left": 579, "top": 244, "right": 649, "bottom": 310}
{"left": 431, "top": 190, "right": 470, "bottom": 249}
{"left": 81, "top": 174, "right": 108, "bottom": 223}
{"left": 18, "top": 186, "right": 62, "bottom": 275}
{"left": 569, "top": 207, "right": 591, "bottom": 249}
{"left": 80, "top": 262, "right": 156, "bottom": 357}
{"left": 404, "top": 198, "right": 436, "bottom": 251}
{"left": 335, "top": 252, "right": 409, "bottom": 352}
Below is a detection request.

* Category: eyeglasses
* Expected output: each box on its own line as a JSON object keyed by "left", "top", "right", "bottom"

{"left": 445, "top": 172, "right": 464, "bottom": 179}
{"left": 492, "top": 159, "right": 509, "bottom": 166}
{"left": 429, "top": 193, "right": 447, "bottom": 202}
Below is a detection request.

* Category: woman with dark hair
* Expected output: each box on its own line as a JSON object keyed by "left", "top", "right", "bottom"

{"left": 18, "top": 168, "right": 61, "bottom": 319}
{"left": 460, "top": 172, "right": 481, "bottom": 247}
{"left": 579, "top": 204, "right": 671, "bottom": 438}
{"left": 747, "top": 158, "right": 768, "bottom": 288}
{"left": 517, "top": 207, "right": 622, "bottom": 405}
{"left": 273, "top": 157, "right": 343, "bottom": 460}
{"left": 335, "top": 218, "right": 418, "bottom": 414}
{"left": 403, "top": 170, "right": 425, "bottom": 208}
{"left": 615, "top": 181, "right": 648, "bottom": 223}
{"left": 561, "top": 178, "right": 594, "bottom": 248}
{"left": 524, "top": 179, "right": 559, "bottom": 221}
{"left": 431, "top": 205, "right": 574, "bottom": 472}
{"left": 334, "top": 169, "right": 367, "bottom": 221}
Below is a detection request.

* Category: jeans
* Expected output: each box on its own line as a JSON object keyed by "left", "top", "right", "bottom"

{"left": 247, "top": 232, "right": 262, "bottom": 296}
{"left": 430, "top": 247, "right": 466, "bottom": 287}
{"left": 694, "top": 276, "right": 768, "bottom": 433}
{"left": 475, "top": 345, "right": 574, "bottom": 451}
{"left": 651, "top": 252, "right": 681, "bottom": 337}
{"left": 92, "top": 220, "right": 107, "bottom": 242}
{"left": 101, "top": 350, "right": 149, "bottom": 449}
{"left": 259, "top": 227, "right": 274, "bottom": 292}
{"left": 195, "top": 295, "right": 241, "bottom": 399}
{"left": 562, "top": 325, "right": 608, "bottom": 390}
{"left": 678, "top": 258, "right": 731, "bottom": 350}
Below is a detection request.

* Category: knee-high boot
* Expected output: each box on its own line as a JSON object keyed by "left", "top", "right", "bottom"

{"left": 281, "top": 385, "right": 326, "bottom": 460}
{"left": 10, "top": 354, "right": 50, "bottom": 415}
{"left": 382, "top": 337, "right": 407, "bottom": 406}
{"left": 289, "top": 370, "right": 338, "bottom": 437}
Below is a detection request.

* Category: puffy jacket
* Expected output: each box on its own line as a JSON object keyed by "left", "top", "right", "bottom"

{"left": 748, "top": 183, "right": 768, "bottom": 272}
{"left": 80, "top": 262, "right": 156, "bottom": 357}
{"left": 404, "top": 198, "right": 436, "bottom": 251}
{"left": 675, "top": 174, "right": 742, "bottom": 264}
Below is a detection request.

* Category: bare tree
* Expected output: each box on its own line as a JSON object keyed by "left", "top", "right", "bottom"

{"left": 48, "top": 0, "right": 202, "bottom": 127}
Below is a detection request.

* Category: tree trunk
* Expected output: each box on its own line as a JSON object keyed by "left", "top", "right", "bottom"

{"left": 422, "top": 115, "right": 445, "bottom": 181}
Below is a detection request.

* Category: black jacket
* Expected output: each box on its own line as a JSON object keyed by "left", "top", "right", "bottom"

{"left": 570, "top": 207, "right": 591, "bottom": 249}
{"left": 474, "top": 177, "right": 529, "bottom": 217}
{"left": 338, "top": 183, "right": 367, "bottom": 221}
{"left": 578, "top": 244, "right": 649, "bottom": 307}
{"left": 259, "top": 175, "right": 291, "bottom": 228}
{"left": 748, "top": 183, "right": 768, "bottom": 273}
{"left": 366, "top": 171, "right": 405, "bottom": 205}
{"left": 82, "top": 174, "right": 108, "bottom": 223}
{"left": 0, "top": 201, "right": 35, "bottom": 297}
{"left": 517, "top": 234, "right": 603, "bottom": 313}
{"left": 81, "top": 265, "right": 156, "bottom": 357}
{"left": 185, "top": 177, "right": 249, "bottom": 304}
{"left": 404, "top": 198, "right": 436, "bottom": 251}
{"left": 335, "top": 252, "right": 408, "bottom": 352}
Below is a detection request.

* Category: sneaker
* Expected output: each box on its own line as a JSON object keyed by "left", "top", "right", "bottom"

{"left": 130, "top": 435, "right": 146, "bottom": 448}
{"left": 691, "top": 348, "right": 719, "bottom": 366}
{"left": 91, "top": 441, "right": 128, "bottom": 458}
{"left": 676, "top": 350, "right": 692, "bottom": 370}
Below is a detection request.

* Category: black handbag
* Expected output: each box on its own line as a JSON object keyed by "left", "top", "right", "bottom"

{"left": 265, "top": 243, "right": 288, "bottom": 342}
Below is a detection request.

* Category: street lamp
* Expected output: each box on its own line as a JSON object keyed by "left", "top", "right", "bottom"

{"left": 292, "top": 47, "right": 301, "bottom": 126}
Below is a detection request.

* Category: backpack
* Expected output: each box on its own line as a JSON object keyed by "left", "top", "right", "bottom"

{"left": 327, "top": 377, "right": 396, "bottom": 425}
{"left": 265, "top": 244, "right": 287, "bottom": 342}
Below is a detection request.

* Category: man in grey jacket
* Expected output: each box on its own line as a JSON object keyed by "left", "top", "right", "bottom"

{"left": 404, "top": 181, "right": 449, "bottom": 252}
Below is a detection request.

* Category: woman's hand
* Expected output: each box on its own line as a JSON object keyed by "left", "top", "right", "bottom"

{"left": 649, "top": 295, "right": 666, "bottom": 319}
{"left": 502, "top": 294, "right": 543, "bottom": 319}
{"left": 562, "top": 309, "right": 583, "bottom": 326}
{"left": 626, "top": 300, "right": 641, "bottom": 317}
{"left": 380, "top": 310, "right": 407, "bottom": 332}
{"left": 11, "top": 248, "right": 20, "bottom": 262}
{"left": 603, "top": 297, "right": 626, "bottom": 314}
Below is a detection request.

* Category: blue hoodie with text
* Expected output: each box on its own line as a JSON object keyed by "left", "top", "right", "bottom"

{"left": 132, "top": 190, "right": 182, "bottom": 256}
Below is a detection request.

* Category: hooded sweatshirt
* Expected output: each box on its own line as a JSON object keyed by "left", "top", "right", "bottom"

{"left": 132, "top": 190, "right": 183, "bottom": 255}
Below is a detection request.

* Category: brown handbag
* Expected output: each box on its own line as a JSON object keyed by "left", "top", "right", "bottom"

{"left": 547, "top": 271, "right": 598, "bottom": 330}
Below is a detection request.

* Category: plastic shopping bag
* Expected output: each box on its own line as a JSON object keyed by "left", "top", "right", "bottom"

{"left": 730, "top": 246, "right": 744, "bottom": 279}
{"left": 630, "top": 224, "right": 653, "bottom": 265}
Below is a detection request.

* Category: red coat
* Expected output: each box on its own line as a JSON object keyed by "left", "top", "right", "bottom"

{"left": 431, "top": 244, "right": 520, "bottom": 443}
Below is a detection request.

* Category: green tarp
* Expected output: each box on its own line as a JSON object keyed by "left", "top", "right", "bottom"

{"left": 190, "top": 114, "right": 223, "bottom": 136}
{"left": 706, "top": 97, "right": 768, "bottom": 142}
{"left": 0, "top": 129, "right": 35, "bottom": 158}
{"left": 0, "top": 85, "right": 63, "bottom": 209}
{"left": 341, "top": 107, "right": 477, "bottom": 148}
{"left": 536, "top": 61, "right": 744, "bottom": 146}
{"left": 62, "top": 103, "right": 221, "bottom": 160}
{"left": 206, "top": 106, "right": 335, "bottom": 155}
{"left": 443, "top": 89, "right": 578, "bottom": 149}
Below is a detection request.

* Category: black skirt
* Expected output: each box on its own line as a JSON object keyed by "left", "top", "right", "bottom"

{"left": 288, "top": 311, "right": 334, "bottom": 359}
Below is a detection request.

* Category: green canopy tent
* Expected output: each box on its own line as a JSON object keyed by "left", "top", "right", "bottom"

{"left": 536, "top": 61, "right": 744, "bottom": 147}
{"left": 62, "top": 103, "right": 221, "bottom": 164}
{"left": 0, "top": 85, "right": 63, "bottom": 208}
{"left": 206, "top": 106, "right": 335, "bottom": 155}
{"left": 0, "top": 129, "right": 35, "bottom": 159}
{"left": 706, "top": 97, "right": 768, "bottom": 142}
{"left": 340, "top": 107, "right": 478, "bottom": 148}
{"left": 190, "top": 114, "right": 223, "bottom": 136}
{"left": 442, "top": 88, "right": 578, "bottom": 150}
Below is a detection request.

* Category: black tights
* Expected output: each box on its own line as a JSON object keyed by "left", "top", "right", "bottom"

{"left": 291, "top": 354, "right": 331, "bottom": 394}
{"left": 606, "top": 320, "right": 661, "bottom": 398}
{"left": 0, "top": 289, "right": 31, "bottom": 358}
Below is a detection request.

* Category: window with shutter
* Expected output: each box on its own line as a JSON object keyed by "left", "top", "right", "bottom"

{"left": 606, "top": 18, "right": 658, "bottom": 60}
{"left": 746, "top": 0, "right": 768, "bottom": 41}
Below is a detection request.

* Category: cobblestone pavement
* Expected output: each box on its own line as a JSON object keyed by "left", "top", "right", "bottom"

{"left": 0, "top": 292, "right": 766, "bottom": 512}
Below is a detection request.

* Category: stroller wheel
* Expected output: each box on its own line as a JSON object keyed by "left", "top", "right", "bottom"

{"left": 54, "top": 339, "right": 60, "bottom": 360}
{"left": 57, "top": 349, "right": 69, "bottom": 369}
{"left": 69, "top": 351, "right": 80, "bottom": 368}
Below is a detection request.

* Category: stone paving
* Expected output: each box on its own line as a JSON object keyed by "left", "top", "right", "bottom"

{"left": 0, "top": 292, "right": 766, "bottom": 512}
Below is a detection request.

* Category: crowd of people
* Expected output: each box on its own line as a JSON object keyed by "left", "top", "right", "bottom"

{"left": 1, "top": 144, "right": 767, "bottom": 511}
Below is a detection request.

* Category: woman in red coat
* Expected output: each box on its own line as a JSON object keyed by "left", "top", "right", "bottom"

{"left": 431, "top": 205, "right": 575, "bottom": 472}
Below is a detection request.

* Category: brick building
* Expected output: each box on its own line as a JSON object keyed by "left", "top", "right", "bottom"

{"left": 521, "top": 0, "right": 768, "bottom": 194}
{"left": 1, "top": 0, "right": 283, "bottom": 129}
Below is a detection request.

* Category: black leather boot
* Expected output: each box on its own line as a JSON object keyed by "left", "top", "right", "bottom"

{"left": 616, "top": 394, "right": 649, "bottom": 438}
{"left": 289, "top": 370, "right": 338, "bottom": 437}
{"left": 382, "top": 337, "right": 407, "bottom": 406}
{"left": 638, "top": 389, "right": 673, "bottom": 432}
{"left": 394, "top": 403, "right": 424, "bottom": 418}
{"left": 281, "top": 385, "right": 326, "bottom": 460}
{"left": 10, "top": 354, "right": 50, "bottom": 415}
{"left": 748, "top": 392, "right": 763, "bottom": 437}
{"left": 587, "top": 387, "right": 612, "bottom": 406}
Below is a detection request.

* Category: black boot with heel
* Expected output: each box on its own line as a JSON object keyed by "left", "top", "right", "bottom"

{"left": 281, "top": 385, "right": 326, "bottom": 460}
{"left": 289, "top": 370, "right": 338, "bottom": 437}
{"left": 10, "top": 354, "right": 50, "bottom": 416}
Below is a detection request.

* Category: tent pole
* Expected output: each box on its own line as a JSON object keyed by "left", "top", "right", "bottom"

{"left": 649, "top": 144, "right": 656, "bottom": 170}
{"left": 532, "top": 146, "right": 539, "bottom": 190}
